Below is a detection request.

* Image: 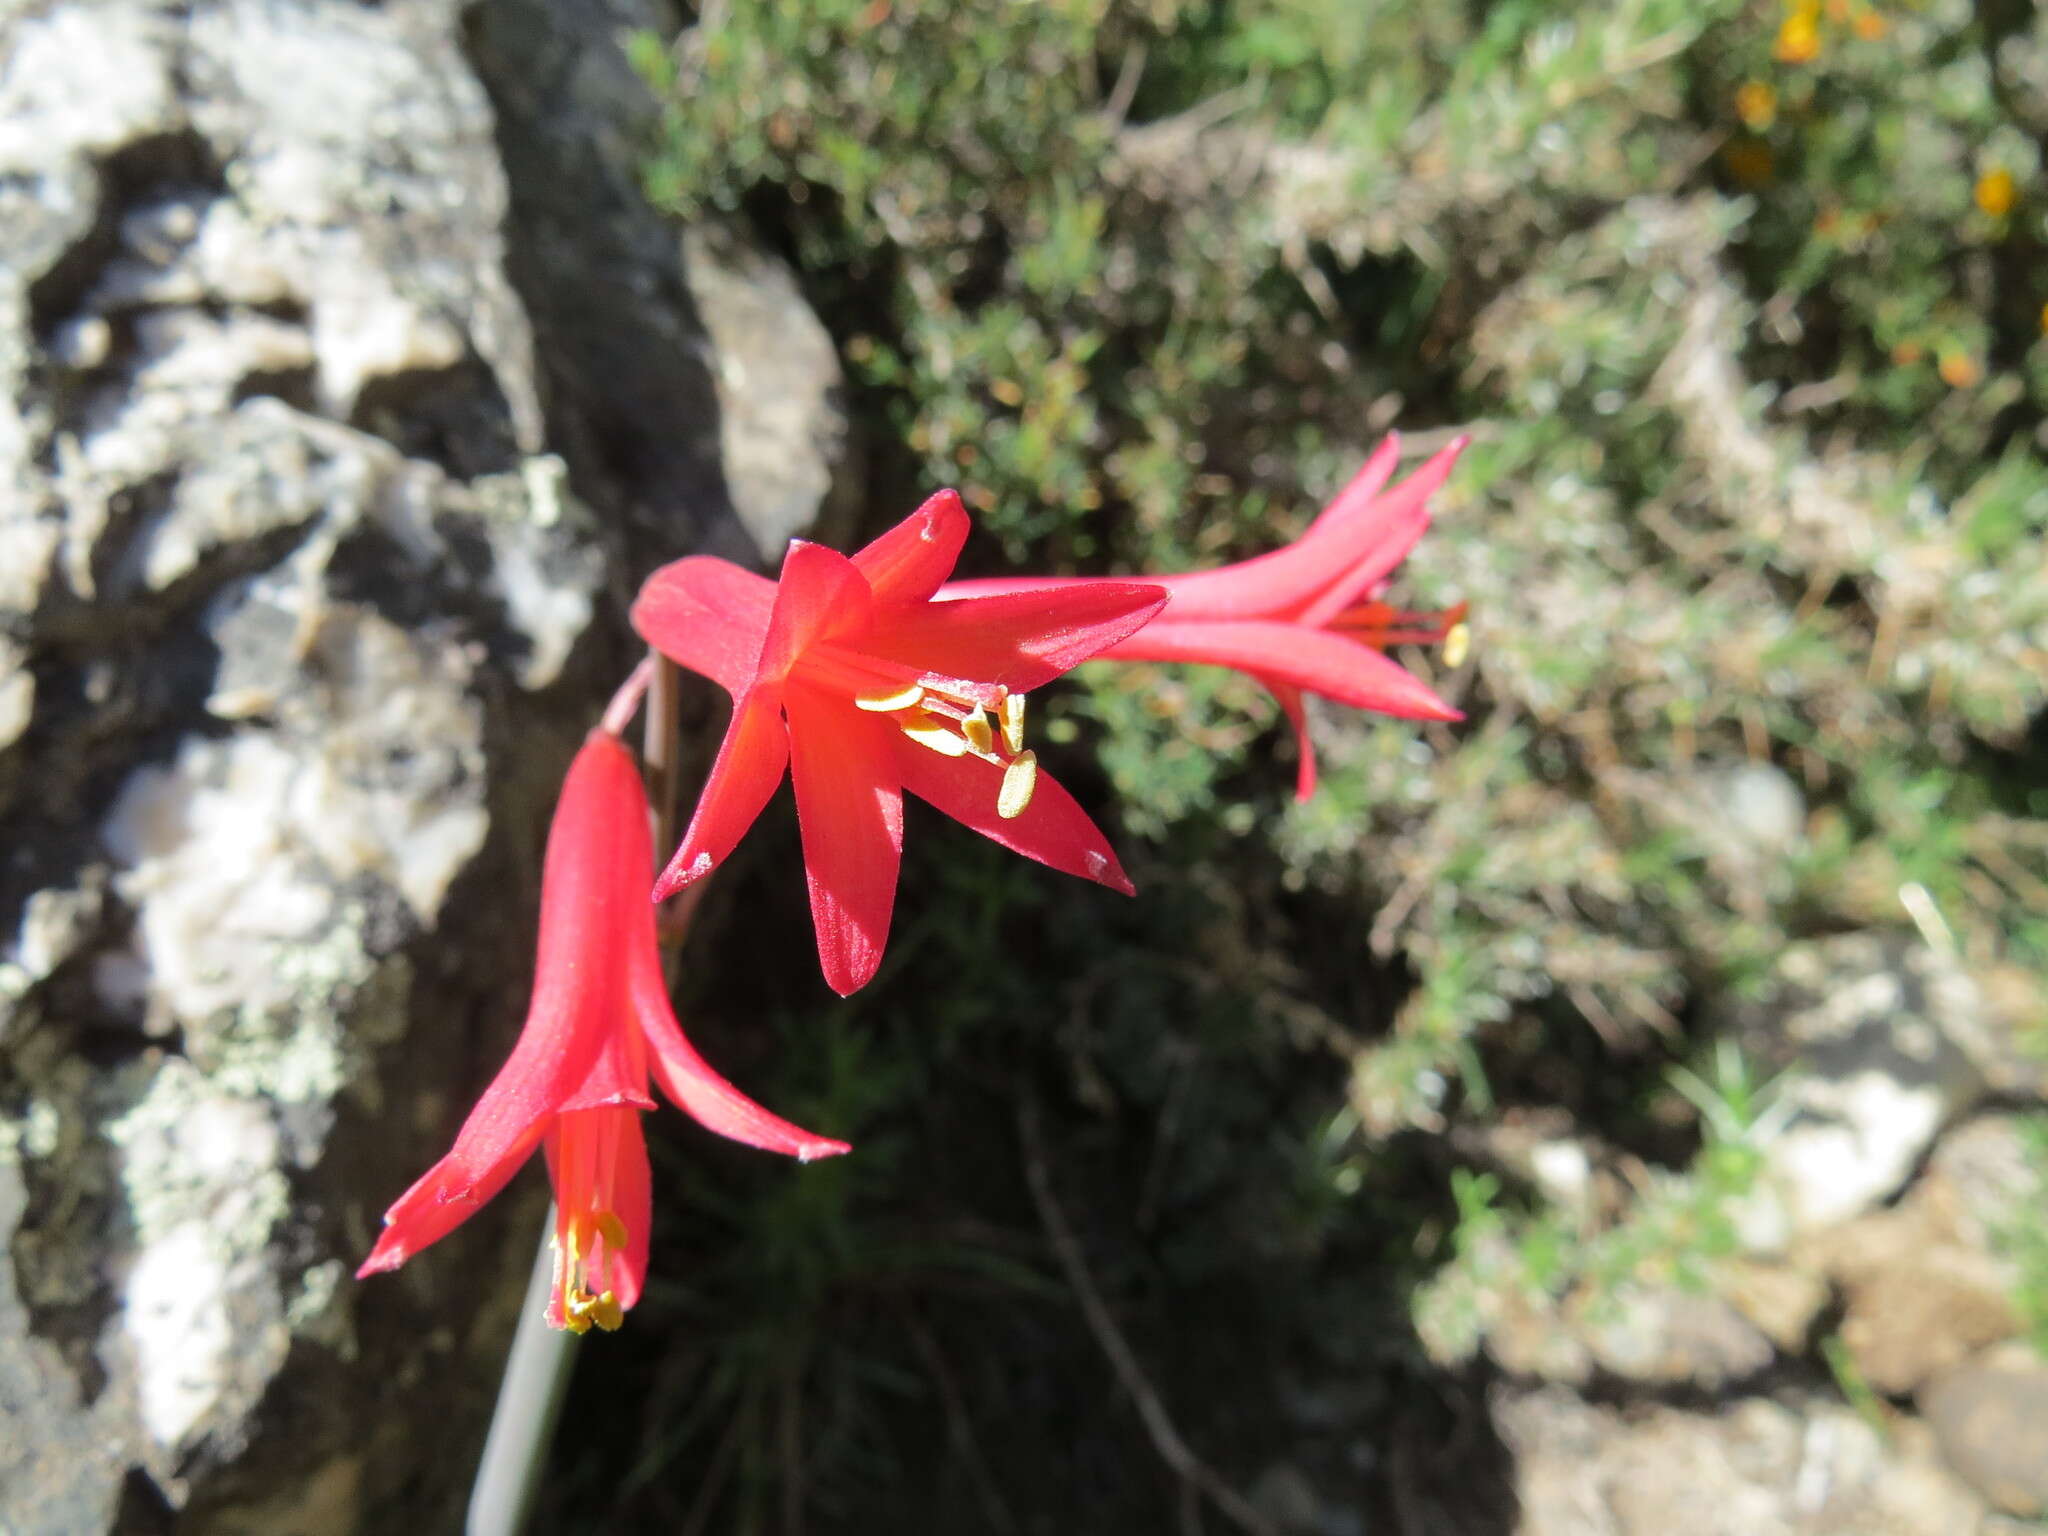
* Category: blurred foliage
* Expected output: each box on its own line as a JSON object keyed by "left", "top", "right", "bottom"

{"left": 581, "top": 0, "right": 2048, "bottom": 1525}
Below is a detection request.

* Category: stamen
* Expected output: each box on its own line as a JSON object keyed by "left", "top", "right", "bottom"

{"left": 595, "top": 1210, "right": 629, "bottom": 1252}
{"left": 961, "top": 707, "right": 994, "bottom": 756}
{"left": 562, "top": 1286, "right": 623, "bottom": 1334}
{"left": 1000, "top": 693, "right": 1026, "bottom": 755}
{"left": 997, "top": 751, "right": 1038, "bottom": 819}
{"left": 902, "top": 712, "right": 973, "bottom": 757}
{"left": 855, "top": 682, "right": 926, "bottom": 713}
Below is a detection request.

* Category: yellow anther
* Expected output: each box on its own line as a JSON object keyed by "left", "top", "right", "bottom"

{"left": 855, "top": 682, "right": 925, "bottom": 712}
{"left": 562, "top": 1282, "right": 625, "bottom": 1334}
{"left": 997, "top": 750, "right": 1038, "bottom": 820}
{"left": 902, "top": 712, "right": 971, "bottom": 757}
{"left": 595, "top": 1210, "right": 629, "bottom": 1253}
{"left": 1442, "top": 622, "right": 1470, "bottom": 669}
{"left": 1000, "top": 693, "right": 1026, "bottom": 755}
{"left": 563, "top": 1288, "right": 598, "bottom": 1333}
{"left": 961, "top": 706, "right": 994, "bottom": 756}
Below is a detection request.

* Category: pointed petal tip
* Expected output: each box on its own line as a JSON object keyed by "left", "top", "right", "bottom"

{"left": 1087, "top": 849, "right": 1136, "bottom": 897}
{"left": 797, "top": 1137, "right": 853, "bottom": 1163}
{"left": 821, "top": 959, "right": 876, "bottom": 999}
{"left": 355, "top": 1241, "right": 405, "bottom": 1280}
{"left": 651, "top": 848, "right": 715, "bottom": 903}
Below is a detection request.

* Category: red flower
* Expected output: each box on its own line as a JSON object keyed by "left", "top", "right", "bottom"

{"left": 356, "top": 730, "right": 847, "bottom": 1333}
{"left": 631, "top": 494, "right": 1167, "bottom": 996}
{"left": 942, "top": 435, "right": 1469, "bottom": 799}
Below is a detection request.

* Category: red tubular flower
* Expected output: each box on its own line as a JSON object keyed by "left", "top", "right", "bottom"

{"left": 631, "top": 493, "right": 1167, "bottom": 996}
{"left": 942, "top": 434, "right": 1469, "bottom": 800}
{"left": 356, "top": 729, "right": 847, "bottom": 1333}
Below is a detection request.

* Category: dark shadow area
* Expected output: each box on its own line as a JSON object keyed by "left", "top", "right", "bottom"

{"left": 460, "top": 0, "right": 763, "bottom": 592}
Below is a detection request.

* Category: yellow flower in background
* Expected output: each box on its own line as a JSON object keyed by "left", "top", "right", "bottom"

{"left": 1974, "top": 168, "right": 2017, "bottom": 218}
{"left": 1736, "top": 81, "right": 1778, "bottom": 131}
{"left": 1937, "top": 350, "right": 1980, "bottom": 389}
{"left": 1776, "top": 10, "right": 1822, "bottom": 63}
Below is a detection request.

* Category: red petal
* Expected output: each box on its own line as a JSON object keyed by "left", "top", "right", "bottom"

{"left": 1304, "top": 433, "right": 1403, "bottom": 534}
{"left": 355, "top": 1128, "right": 543, "bottom": 1278}
{"left": 630, "top": 944, "right": 851, "bottom": 1159}
{"left": 653, "top": 684, "right": 789, "bottom": 900}
{"left": 760, "top": 541, "right": 872, "bottom": 682}
{"left": 851, "top": 489, "right": 970, "bottom": 605}
{"left": 1122, "top": 437, "right": 1405, "bottom": 619}
{"left": 358, "top": 732, "right": 647, "bottom": 1275}
{"left": 890, "top": 738, "right": 1135, "bottom": 895}
{"left": 785, "top": 682, "right": 904, "bottom": 995}
{"left": 555, "top": 1000, "right": 656, "bottom": 1115}
{"left": 540, "top": 1106, "right": 650, "bottom": 1320}
{"left": 1106, "top": 619, "right": 1462, "bottom": 721}
{"left": 1253, "top": 674, "right": 1318, "bottom": 801}
{"left": 606, "top": 1113, "right": 652, "bottom": 1313}
{"left": 631, "top": 557, "right": 778, "bottom": 698}
{"left": 1293, "top": 437, "right": 1464, "bottom": 627}
{"left": 853, "top": 583, "right": 1167, "bottom": 695}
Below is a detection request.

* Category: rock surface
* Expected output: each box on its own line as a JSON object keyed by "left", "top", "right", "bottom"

{"left": 1923, "top": 1344, "right": 2048, "bottom": 1518}
{"left": 1802, "top": 1115, "right": 2031, "bottom": 1397}
{"left": 1720, "top": 933, "right": 1994, "bottom": 1247}
{"left": 0, "top": 0, "right": 847, "bottom": 1529}
{"left": 1505, "top": 1385, "right": 1997, "bottom": 1536}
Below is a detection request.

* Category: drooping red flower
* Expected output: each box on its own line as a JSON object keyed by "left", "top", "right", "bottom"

{"left": 942, "top": 434, "right": 1469, "bottom": 799}
{"left": 356, "top": 729, "right": 847, "bottom": 1333}
{"left": 631, "top": 494, "right": 1167, "bottom": 996}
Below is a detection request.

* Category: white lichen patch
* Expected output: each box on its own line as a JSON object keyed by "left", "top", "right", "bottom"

{"left": 103, "top": 731, "right": 348, "bottom": 1027}
{"left": 0, "top": 636, "right": 32, "bottom": 750}
{"left": 109, "top": 1060, "right": 291, "bottom": 1453}
{"left": 123, "top": 1223, "right": 235, "bottom": 1450}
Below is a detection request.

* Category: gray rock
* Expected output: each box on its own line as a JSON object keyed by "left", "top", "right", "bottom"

{"left": 1924, "top": 1345, "right": 2048, "bottom": 1518}
{"left": 464, "top": 0, "right": 855, "bottom": 575}
{"left": 0, "top": 0, "right": 847, "bottom": 1527}
{"left": 1475, "top": 1274, "right": 1777, "bottom": 1391}
{"left": 1504, "top": 1384, "right": 1992, "bottom": 1535}
{"left": 1800, "top": 1115, "right": 2032, "bottom": 1396}
{"left": 1718, "top": 933, "right": 1993, "bottom": 1247}
{"left": 683, "top": 218, "right": 857, "bottom": 562}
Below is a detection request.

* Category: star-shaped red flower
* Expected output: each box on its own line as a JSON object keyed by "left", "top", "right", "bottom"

{"left": 632, "top": 493, "right": 1167, "bottom": 995}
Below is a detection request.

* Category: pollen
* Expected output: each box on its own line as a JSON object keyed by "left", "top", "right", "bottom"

{"left": 902, "top": 711, "right": 972, "bottom": 756}
{"left": 1000, "top": 693, "right": 1026, "bottom": 754}
{"left": 998, "top": 751, "right": 1038, "bottom": 819}
{"left": 563, "top": 1286, "right": 624, "bottom": 1334}
{"left": 855, "top": 682, "right": 926, "bottom": 712}
{"left": 1443, "top": 622, "right": 1471, "bottom": 669}
{"left": 961, "top": 706, "right": 995, "bottom": 756}
{"left": 596, "top": 1210, "right": 629, "bottom": 1252}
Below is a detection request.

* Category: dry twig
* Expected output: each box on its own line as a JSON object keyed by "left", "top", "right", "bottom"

{"left": 1017, "top": 1099, "right": 1279, "bottom": 1536}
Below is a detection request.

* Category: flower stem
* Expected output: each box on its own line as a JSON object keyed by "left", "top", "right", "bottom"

{"left": 464, "top": 1221, "right": 575, "bottom": 1536}
{"left": 466, "top": 652, "right": 685, "bottom": 1535}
